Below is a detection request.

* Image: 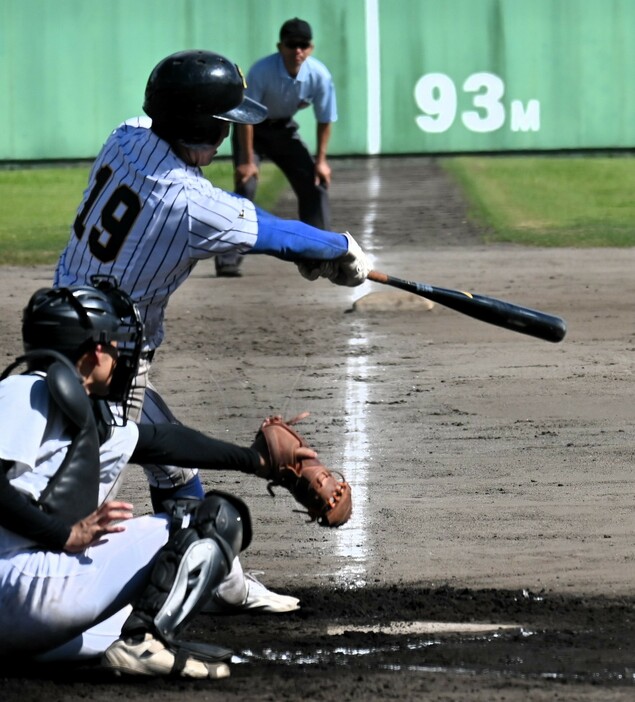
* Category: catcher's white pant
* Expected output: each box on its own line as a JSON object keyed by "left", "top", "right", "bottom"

{"left": 0, "top": 515, "right": 170, "bottom": 659}
{"left": 0, "top": 512, "right": 247, "bottom": 661}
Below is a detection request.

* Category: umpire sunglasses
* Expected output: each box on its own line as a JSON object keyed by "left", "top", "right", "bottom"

{"left": 283, "top": 40, "right": 311, "bottom": 50}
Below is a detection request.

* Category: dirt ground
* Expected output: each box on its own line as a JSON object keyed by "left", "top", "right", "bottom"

{"left": 0, "top": 157, "right": 634, "bottom": 701}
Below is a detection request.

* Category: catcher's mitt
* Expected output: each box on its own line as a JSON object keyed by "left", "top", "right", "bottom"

{"left": 251, "top": 413, "right": 352, "bottom": 527}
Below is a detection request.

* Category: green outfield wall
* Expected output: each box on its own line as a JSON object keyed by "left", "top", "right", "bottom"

{"left": 2, "top": 0, "right": 634, "bottom": 160}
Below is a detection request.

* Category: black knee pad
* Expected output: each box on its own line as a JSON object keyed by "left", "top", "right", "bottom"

{"left": 196, "top": 490, "right": 252, "bottom": 552}
{"left": 167, "top": 490, "right": 252, "bottom": 553}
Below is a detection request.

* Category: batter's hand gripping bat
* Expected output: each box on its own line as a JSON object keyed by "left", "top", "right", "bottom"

{"left": 367, "top": 270, "right": 566, "bottom": 343}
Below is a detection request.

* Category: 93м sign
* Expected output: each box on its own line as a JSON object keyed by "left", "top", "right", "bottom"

{"left": 414, "top": 73, "right": 540, "bottom": 134}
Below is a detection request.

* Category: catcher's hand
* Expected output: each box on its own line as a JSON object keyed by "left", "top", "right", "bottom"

{"left": 251, "top": 413, "right": 352, "bottom": 527}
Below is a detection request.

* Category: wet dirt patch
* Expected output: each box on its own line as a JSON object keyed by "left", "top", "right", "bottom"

{"left": 1, "top": 585, "right": 633, "bottom": 701}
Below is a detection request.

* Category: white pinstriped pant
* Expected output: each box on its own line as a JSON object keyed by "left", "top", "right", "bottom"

{"left": 128, "top": 356, "right": 199, "bottom": 490}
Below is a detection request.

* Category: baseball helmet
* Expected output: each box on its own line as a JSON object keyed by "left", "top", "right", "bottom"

{"left": 143, "top": 50, "right": 267, "bottom": 144}
{"left": 22, "top": 276, "right": 144, "bottom": 414}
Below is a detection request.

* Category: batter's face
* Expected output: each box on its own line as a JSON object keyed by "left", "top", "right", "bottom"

{"left": 174, "top": 122, "right": 231, "bottom": 167}
{"left": 278, "top": 40, "right": 314, "bottom": 77}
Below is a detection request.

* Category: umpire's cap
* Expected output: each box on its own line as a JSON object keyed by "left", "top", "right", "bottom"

{"left": 143, "top": 50, "right": 266, "bottom": 143}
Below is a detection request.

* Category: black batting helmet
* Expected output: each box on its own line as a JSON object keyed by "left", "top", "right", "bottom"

{"left": 143, "top": 50, "right": 267, "bottom": 144}
{"left": 22, "top": 276, "right": 143, "bottom": 416}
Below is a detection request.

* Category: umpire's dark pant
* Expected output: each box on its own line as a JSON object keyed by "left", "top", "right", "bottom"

{"left": 216, "top": 119, "right": 331, "bottom": 270}
{"left": 236, "top": 118, "right": 331, "bottom": 229}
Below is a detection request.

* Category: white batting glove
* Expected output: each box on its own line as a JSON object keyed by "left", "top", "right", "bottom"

{"left": 296, "top": 232, "right": 370, "bottom": 287}
{"left": 332, "top": 232, "right": 371, "bottom": 286}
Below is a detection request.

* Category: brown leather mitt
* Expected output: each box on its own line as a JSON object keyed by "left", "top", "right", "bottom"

{"left": 251, "top": 413, "right": 352, "bottom": 527}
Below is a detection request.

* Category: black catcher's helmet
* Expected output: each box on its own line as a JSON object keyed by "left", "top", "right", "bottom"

{"left": 143, "top": 50, "right": 267, "bottom": 144}
{"left": 21, "top": 276, "right": 144, "bottom": 418}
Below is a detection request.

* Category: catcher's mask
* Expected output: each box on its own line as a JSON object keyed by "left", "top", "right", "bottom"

{"left": 21, "top": 275, "right": 144, "bottom": 423}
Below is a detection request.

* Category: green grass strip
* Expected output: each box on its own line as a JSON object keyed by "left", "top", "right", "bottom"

{"left": 442, "top": 156, "right": 635, "bottom": 247}
{"left": 0, "top": 161, "right": 287, "bottom": 265}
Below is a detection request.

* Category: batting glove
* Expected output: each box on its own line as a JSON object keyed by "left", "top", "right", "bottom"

{"left": 296, "top": 232, "right": 370, "bottom": 287}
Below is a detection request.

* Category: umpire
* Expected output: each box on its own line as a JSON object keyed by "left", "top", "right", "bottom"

{"left": 215, "top": 17, "right": 338, "bottom": 276}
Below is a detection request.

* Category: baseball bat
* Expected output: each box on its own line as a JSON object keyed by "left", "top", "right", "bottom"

{"left": 367, "top": 270, "right": 567, "bottom": 343}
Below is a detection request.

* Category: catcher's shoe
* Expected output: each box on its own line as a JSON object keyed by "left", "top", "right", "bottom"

{"left": 203, "top": 572, "right": 300, "bottom": 614}
{"left": 102, "top": 634, "right": 231, "bottom": 679}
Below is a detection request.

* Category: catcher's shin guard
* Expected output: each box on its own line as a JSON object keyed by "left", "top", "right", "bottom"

{"left": 153, "top": 531, "right": 228, "bottom": 640}
{"left": 121, "top": 491, "right": 251, "bottom": 658}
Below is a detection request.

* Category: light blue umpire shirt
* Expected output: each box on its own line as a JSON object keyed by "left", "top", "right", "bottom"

{"left": 244, "top": 53, "right": 338, "bottom": 123}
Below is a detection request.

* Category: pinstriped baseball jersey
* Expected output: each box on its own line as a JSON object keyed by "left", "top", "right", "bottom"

{"left": 54, "top": 117, "right": 258, "bottom": 351}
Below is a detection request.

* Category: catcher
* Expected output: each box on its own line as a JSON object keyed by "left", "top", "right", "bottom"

{"left": 0, "top": 281, "right": 351, "bottom": 677}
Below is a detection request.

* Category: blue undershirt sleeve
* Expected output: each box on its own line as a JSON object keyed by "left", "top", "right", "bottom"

{"left": 250, "top": 206, "right": 348, "bottom": 262}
